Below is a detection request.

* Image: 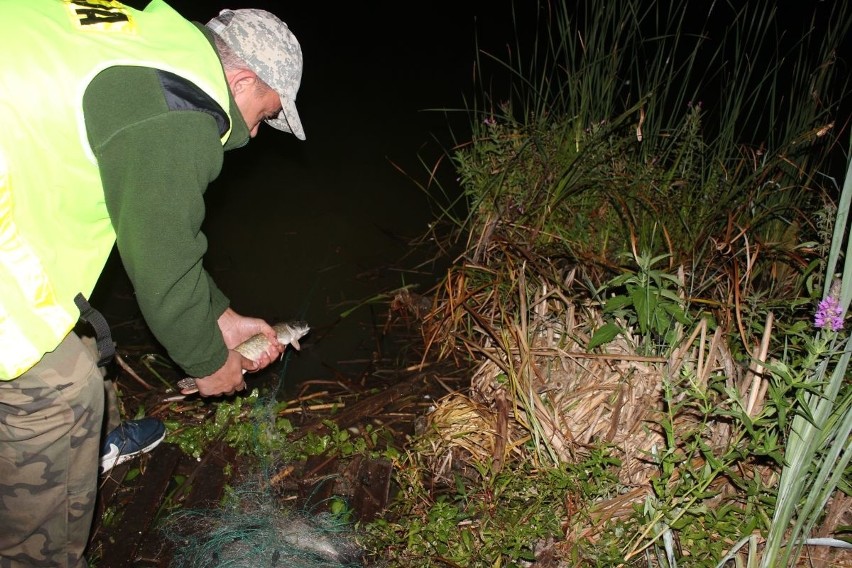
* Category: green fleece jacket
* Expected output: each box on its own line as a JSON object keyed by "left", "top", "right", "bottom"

{"left": 81, "top": 24, "right": 250, "bottom": 378}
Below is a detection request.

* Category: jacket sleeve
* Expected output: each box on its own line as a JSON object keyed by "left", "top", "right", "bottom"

{"left": 84, "top": 67, "right": 231, "bottom": 377}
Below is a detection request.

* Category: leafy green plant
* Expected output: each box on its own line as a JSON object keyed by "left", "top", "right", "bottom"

{"left": 620, "top": 370, "right": 780, "bottom": 566}
{"left": 591, "top": 250, "right": 691, "bottom": 355}
{"left": 365, "top": 452, "right": 623, "bottom": 567}
{"left": 164, "top": 389, "right": 294, "bottom": 460}
{"left": 294, "top": 421, "right": 387, "bottom": 461}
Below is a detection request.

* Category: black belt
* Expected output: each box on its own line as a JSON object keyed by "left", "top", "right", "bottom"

{"left": 74, "top": 293, "right": 115, "bottom": 367}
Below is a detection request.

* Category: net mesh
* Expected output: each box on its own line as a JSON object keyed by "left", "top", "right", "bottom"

{"left": 161, "top": 348, "right": 364, "bottom": 567}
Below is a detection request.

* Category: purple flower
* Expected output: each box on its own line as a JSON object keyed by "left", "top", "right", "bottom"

{"left": 815, "top": 294, "right": 844, "bottom": 331}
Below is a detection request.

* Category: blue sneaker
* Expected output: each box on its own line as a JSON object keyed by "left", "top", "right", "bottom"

{"left": 100, "top": 417, "right": 166, "bottom": 474}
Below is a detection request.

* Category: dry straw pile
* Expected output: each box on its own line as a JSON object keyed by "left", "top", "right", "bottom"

{"left": 405, "top": 244, "right": 779, "bottom": 523}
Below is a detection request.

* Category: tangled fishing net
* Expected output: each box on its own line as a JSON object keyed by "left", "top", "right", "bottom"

{"left": 158, "top": 345, "right": 365, "bottom": 568}
{"left": 162, "top": 479, "right": 362, "bottom": 567}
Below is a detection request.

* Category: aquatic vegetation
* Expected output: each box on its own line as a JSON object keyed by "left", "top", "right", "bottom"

{"left": 163, "top": 389, "right": 296, "bottom": 460}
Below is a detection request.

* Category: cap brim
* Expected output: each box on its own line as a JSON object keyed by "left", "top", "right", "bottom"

{"left": 266, "top": 95, "right": 305, "bottom": 140}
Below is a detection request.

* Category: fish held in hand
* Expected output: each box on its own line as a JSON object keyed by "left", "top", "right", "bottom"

{"left": 176, "top": 321, "right": 309, "bottom": 395}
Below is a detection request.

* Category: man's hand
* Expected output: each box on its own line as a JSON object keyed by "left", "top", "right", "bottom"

{"left": 190, "top": 350, "right": 251, "bottom": 397}
{"left": 178, "top": 308, "right": 285, "bottom": 397}
{"left": 217, "top": 307, "right": 283, "bottom": 369}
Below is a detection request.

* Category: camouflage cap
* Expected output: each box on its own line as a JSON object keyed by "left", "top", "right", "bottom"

{"left": 207, "top": 8, "right": 305, "bottom": 140}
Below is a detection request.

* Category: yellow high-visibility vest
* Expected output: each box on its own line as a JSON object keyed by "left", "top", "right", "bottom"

{"left": 0, "top": 0, "right": 232, "bottom": 378}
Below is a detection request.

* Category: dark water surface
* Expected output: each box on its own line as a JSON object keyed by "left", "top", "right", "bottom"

{"left": 93, "top": 1, "right": 529, "bottom": 384}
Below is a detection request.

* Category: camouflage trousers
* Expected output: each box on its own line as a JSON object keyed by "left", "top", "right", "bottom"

{"left": 0, "top": 332, "right": 104, "bottom": 568}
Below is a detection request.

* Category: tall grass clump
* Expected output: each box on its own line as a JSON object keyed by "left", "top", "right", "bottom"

{"left": 451, "top": 0, "right": 848, "bottom": 303}
{"left": 367, "top": 1, "right": 852, "bottom": 566}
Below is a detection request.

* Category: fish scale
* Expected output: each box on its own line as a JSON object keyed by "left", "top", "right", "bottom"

{"left": 176, "top": 321, "right": 309, "bottom": 394}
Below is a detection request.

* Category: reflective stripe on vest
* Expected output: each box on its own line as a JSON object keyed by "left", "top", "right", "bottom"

{"left": 0, "top": 0, "right": 232, "bottom": 379}
{"left": 0, "top": 152, "right": 74, "bottom": 377}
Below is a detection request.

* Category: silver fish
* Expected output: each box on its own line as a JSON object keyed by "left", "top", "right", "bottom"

{"left": 276, "top": 515, "right": 363, "bottom": 564}
{"left": 176, "top": 321, "right": 309, "bottom": 394}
